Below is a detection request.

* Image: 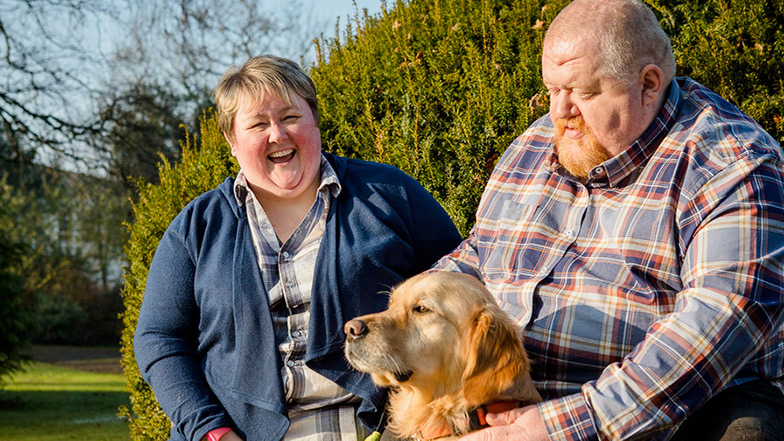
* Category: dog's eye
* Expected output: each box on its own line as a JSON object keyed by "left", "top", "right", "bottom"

{"left": 413, "top": 305, "right": 430, "bottom": 314}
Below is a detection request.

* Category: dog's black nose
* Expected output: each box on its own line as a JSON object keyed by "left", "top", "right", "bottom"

{"left": 344, "top": 319, "right": 368, "bottom": 339}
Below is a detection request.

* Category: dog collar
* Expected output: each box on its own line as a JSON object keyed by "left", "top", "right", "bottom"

{"left": 416, "top": 401, "right": 524, "bottom": 440}
{"left": 468, "top": 400, "right": 522, "bottom": 430}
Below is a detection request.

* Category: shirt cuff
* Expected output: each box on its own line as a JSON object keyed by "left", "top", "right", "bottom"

{"left": 204, "top": 427, "right": 232, "bottom": 441}
{"left": 538, "top": 393, "right": 599, "bottom": 441}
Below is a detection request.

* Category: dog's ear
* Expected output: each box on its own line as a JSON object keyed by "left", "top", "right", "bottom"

{"left": 459, "top": 307, "right": 530, "bottom": 405}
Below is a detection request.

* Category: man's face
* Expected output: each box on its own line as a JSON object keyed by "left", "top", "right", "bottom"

{"left": 542, "top": 37, "right": 649, "bottom": 179}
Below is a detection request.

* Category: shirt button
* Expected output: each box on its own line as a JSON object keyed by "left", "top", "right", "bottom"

{"left": 540, "top": 267, "right": 549, "bottom": 275}
{"left": 593, "top": 166, "right": 604, "bottom": 175}
{"left": 285, "top": 280, "right": 294, "bottom": 288}
{"left": 282, "top": 251, "right": 290, "bottom": 259}
{"left": 566, "top": 229, "right": 575, "bottom": 237}
{"left": 292, "top": 331, "right": 301, "bottom": 338}
{"left": 260, "top": 222, "right": 269, "bottom": 229}
{"left": 286, "top": 360, "right": 295, "bottom": 367}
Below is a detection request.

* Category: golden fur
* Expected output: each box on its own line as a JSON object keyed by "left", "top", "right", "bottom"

{"left": 344, "top": 272, "right": 542, "bottom": 439}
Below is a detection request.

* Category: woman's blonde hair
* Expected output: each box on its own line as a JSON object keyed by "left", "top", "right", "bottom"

{"left": 214, "top": 55, "right": 319, "bottom": 141}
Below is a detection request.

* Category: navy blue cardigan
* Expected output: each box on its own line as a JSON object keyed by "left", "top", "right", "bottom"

{"left": 134, "top": 153, "right": 461, "bottom": 441}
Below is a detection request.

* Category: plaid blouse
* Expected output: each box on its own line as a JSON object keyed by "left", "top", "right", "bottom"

{"left": 434, "top": 77, "right": 784, "bottom": 440}
{"left": 234, "top": 156, "right": 368, "bottom": 441}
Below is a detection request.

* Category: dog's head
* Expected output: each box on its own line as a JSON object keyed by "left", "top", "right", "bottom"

{"left": 344, "top": 272, "right": 539, "bottom": 409}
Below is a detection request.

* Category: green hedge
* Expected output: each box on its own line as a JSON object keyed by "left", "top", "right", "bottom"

{"left": 120, "top": 0, "right": 783, "bottom": 439}
{"left": 312, "top": 0, "right": 567, "bottom": 234}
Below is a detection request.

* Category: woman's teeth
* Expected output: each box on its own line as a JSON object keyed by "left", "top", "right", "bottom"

{"left": 269, "top": 149, "right": 295, "bottom": 163}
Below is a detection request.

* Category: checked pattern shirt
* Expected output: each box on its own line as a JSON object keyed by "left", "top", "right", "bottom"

{"left": 234, "top": 156, "right": 368, "bottom": 441}
{"left": 434, "top": 77, "right": 784, "bottom": 440}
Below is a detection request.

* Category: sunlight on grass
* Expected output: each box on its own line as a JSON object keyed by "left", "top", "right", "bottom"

{"left": 0, "top": 362, "right": 130, "bottom": 441}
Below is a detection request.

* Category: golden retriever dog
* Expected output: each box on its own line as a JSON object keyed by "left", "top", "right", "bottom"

{"left": 344, "top": 272, "right": 542, "bottom": 440}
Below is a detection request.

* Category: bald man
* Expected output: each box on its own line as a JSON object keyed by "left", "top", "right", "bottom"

{"left": 432, "top": 0, "right": 784, "bottom": 440}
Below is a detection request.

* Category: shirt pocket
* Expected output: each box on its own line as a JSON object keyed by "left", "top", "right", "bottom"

{"left": 475, "top": 197, "right": 539, "bottom": 278}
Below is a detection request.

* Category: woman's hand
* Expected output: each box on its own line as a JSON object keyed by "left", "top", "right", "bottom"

{"left": 201, "top": 430, "right": 243, "bottom": 441}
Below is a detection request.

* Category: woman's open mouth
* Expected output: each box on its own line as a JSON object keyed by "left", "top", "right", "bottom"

{"left": 268, "top": 148, "right": 295, "bottom": 164}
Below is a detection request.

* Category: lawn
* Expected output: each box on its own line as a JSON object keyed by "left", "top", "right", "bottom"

{"left": 0, "top": 361, "right": 131, "bottom": 441}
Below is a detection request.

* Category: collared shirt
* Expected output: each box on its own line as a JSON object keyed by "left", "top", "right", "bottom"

{"left": 234, "top": 155, "right": 368, "bottom": 441}
{"left": 434, "top": 78, "right": 784, "bottom": 440}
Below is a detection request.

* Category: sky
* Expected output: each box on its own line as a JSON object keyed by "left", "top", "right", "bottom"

{"left": 310, "top": 0, "right": 386, "bottom": 25}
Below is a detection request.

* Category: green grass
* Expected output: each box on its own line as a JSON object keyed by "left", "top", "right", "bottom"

{"left": 0, "top": 362, "right": 130, "bottom": 441}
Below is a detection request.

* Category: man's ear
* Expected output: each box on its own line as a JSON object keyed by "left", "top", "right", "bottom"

{"left": 640, "top": 64, "right": 664, "bottom": 107}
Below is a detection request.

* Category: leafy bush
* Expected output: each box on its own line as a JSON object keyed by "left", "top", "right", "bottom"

{"left": 656, "top": 0, "right": 784, "bottom": 147}
{"left": 31, "top": 295, "right": 87, "bottom": 344}
{"left": 120, "top": 0, "right": 783, "bottom": 438}
{"left": 312, "top": 0, "right": 782, "bottom": 236}
{"left": 0, "top": 172, "right": 126, "bottom": 347}
{"left": 312, "top": 0, "right": 567, "bottom": 234}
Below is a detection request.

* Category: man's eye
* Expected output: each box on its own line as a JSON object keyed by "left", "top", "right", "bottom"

{"left": 413, "top": 305, "right": 430, "bottom": 314}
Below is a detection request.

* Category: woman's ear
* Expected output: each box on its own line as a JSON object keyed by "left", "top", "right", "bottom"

{"left": 223, "top": 131, "right": 237, "bottom": 156}
{"left": 459, "top": 307, "right": 526, "bottom": 406}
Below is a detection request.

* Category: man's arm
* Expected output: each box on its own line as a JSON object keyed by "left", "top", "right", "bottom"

{"left": 467, "top": 155, "right": 784, "bottom": 441}
{"left": 430, "top": 228, "right": 484, "bottom": 277}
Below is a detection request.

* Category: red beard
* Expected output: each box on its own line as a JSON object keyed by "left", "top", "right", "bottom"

{"left": 554, "top": 116, "right": 610, "bottom": 180}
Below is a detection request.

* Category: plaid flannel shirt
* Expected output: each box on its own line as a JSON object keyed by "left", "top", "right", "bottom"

{"left": 434, "top": 77, "right": 784, "bottom": 440}
{"left": 234, "top": 156, "right": 368, "bottom": 441}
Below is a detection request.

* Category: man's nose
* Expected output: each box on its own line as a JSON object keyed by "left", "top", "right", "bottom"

{"left": 551, "top": 93, "right": 578, "bottom": 121}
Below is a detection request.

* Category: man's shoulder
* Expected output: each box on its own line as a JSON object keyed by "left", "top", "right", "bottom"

{"left": 672, "top": 77, "right": 781, "bottom": 164}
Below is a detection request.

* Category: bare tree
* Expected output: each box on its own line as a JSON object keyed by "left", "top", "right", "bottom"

{"left": 0, "top": 0, "right": 323, "bottom": 170}
{"left": 0, "top": 0, "right": 118, "bottom": 163}
{"left": 107, "top": 0, "right": 323, "bottom": 121}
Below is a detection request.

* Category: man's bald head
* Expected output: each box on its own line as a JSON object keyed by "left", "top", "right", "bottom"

{"left": 545, "top": 0, "right": 676, "bottom": 87}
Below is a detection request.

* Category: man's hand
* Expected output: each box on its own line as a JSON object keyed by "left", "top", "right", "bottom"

{"left": 458, "top": 405, "right": 550, "bottom": 441}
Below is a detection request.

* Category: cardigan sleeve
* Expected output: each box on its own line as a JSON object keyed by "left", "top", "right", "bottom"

{"left": 134, "top": 221, "right": 233, "bottom": 441}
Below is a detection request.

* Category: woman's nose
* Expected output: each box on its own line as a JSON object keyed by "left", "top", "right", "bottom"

{"left": 267, "top": 122, "right": 289, "bottom": 144}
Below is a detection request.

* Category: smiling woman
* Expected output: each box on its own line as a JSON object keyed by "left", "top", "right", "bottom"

{"left": 133, "top": 55, "right": 461, "bottom": 441}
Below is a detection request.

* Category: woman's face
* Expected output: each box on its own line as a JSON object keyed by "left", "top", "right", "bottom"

{"left": 227, "top": 90, "right": 322, "bottom": 205}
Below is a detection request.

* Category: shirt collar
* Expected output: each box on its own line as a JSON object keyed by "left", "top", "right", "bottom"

{"left": 560, "top": 80, "right": 682, "bottom": 188}
{"left": 233, "top": 153, "right": 342, "bottom": 206}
